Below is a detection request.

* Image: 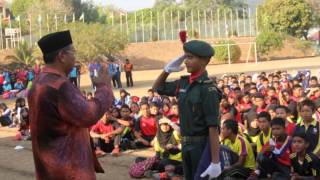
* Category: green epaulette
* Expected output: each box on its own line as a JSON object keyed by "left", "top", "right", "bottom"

{"left": 289, "top": 153, "right": 297, "bottom": 159}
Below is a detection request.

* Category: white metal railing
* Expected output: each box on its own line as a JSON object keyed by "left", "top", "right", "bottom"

{"left": 211, "top": 42, "right": 258, "bottom": 64}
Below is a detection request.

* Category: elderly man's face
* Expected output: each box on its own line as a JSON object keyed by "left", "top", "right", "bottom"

{"left": 61, "top": 45, "right": 76, "bottom": 74}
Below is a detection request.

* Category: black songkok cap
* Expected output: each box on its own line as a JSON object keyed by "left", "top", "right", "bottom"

{"left": 38, "top": 30, "right": 73, "bottom": 55}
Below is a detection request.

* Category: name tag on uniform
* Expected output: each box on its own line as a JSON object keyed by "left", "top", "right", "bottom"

{"left": 179, "top": 89, "right": 186, "bottom": 93}
{"left": 208, "top": 87, "right": 217, "bottom": 92}
{"left": 313, "top": 127, "right": 318, "bottom": 134}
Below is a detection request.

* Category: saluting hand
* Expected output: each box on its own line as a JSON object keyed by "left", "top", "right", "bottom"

{"left": 164, "top": 55, "right": 186, "bottom": 73}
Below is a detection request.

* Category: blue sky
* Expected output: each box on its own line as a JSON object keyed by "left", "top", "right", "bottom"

{"left": 91, "top": 0, "right": 262, "bottom": 11}
{"left": 93, "top": 0, "right": 157, "bottom": 11}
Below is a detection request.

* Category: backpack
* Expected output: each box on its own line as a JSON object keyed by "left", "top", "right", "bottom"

{"left": 128, "top": 156, "right": 159, "bottom": 178}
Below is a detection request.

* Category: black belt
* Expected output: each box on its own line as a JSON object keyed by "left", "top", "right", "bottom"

{"left": 182, "top": 135, "right": 207, "bottom": 143}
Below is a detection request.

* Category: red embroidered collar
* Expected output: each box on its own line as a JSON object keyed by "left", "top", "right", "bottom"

{"left": 189, "top": 70, "right": 205, "bottom": 84}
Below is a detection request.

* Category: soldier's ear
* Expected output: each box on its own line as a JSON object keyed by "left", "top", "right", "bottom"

{"left": 200, "top": 57, "right": 210, "bottom": 66}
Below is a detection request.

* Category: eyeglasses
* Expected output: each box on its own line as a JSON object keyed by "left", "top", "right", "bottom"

{"left": 64, "top": 49, "right": 76, "bottom": 55}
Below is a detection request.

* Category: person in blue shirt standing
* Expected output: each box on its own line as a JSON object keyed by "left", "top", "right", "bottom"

{"left": 3, "top": 69, "right": 11, "bottom": 85}
{"left": 76, "top": 63, "right": 81, "bottom": 87}
{"left": 88, "top": 61, "right": 96, "bottom": 88}
{"left": 69, "top": 66, "right": 78, "bottom": 87}
{"left": 27, "top": 67, "right": 35, "bottom": 83}
{"left": 114, "top": 61, "right": 122, "bottom": 89}
{"left": 108, "top": 59, "right": 117, "bottom": 88}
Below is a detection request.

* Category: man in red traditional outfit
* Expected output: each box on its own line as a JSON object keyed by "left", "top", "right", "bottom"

{"left": 28, "top": 30, "right": 114, "bottom": 180}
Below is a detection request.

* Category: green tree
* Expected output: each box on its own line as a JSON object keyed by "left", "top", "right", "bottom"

{"left": 256, "top": 30, "right": 284, "bottom": 56}
{"left": 68, "top": 0, "right": 101, "bottom": 23}
{"left": 12, "top": 0, "right": 34, "bottom": 16}
{"left": 22, "top": 0, "right": 72, "bottom": 35}
{"left": 154, "top": 0, "right": 178, "bottom": 11}
{"left": 66, "top": 22, "right": 128, "bottom": 63}
{"left": 258, "top": 0, "right": 313, "bottom": 39}
{"left": 184, "top": 0, "right": 246, "bottom": 11}
{"left": 11, "top": 0, "right": 35, "bottom": 34}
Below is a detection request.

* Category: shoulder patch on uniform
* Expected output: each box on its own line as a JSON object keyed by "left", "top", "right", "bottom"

{"left": 305, "top": 154, "right": 312, "bottom": 162}
{"left": 203, "top": 79, "right": 213, "bottom": 84}
{"left": 290, "top": 153, "right": 297, "bottom": 159}
{"left": 179, "top": 89, "right": 186, "bottom": 93}
{"left": 208, "top": 86, "right": 217, "bottom": 92}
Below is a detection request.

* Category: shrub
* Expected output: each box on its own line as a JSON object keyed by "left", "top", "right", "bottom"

{"left": 294, "top": 39, "right": 313, "bottom": 50}
{"left": 294, "top": 39, "right": 315, "bottom": 55}
{"left": 214, "top": 40, "right": 241, "bottom": 63}
{"left": 5, "top": 41, "right": 35, "bottom": 65}
{"left": 256, "top": 31, "right": 284, "bottom": 56}
{"left": 228, "top": 29, "right": 238, "bottom": 37}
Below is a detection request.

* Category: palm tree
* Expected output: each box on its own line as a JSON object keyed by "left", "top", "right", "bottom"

{"left": 5, "top": 41, "right": 35, "bottom": 66}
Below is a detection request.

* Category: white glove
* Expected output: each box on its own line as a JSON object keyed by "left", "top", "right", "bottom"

{"left": 164, "top": 55, "right": 186, "bottom": 73}
{"left": 200, "top": 162, "right": 222, "bottom": 179}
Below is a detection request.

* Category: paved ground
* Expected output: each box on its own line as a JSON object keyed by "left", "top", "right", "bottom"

{"left": 0, "top": 56, "right": 319, "bottom": 180}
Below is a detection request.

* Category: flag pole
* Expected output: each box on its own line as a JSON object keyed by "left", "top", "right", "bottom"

{"left": 163, "top": 11, "right": 166, "bottom": 40}
{"left": 197, "top": 10, "right": 200, "bottom": 38}
{"left": 236, "top": 9, "right": 239, "bottom": 37}
{"left": 9, "top": 15, "right": 14, "bottom": 48}
{"left": 64, "top": 14, "right": 67, "bottom": 24}
{"left": 142, "top": 11, "right": 145, "bottom": 42}
{"left": 157, "top": 11, "right": 159, "bottom": 40}
{"left": 230, "top": 9, "right": 234, "bottom": 37}
{"left": 150, "top": 10, "right": 153, "bottom": 41}
{"left": 38, "top": 14, "right": 42, "bottom": 39}
{"left": 243, "top": 8, "right": 246, "bottom": 36}
{"left": 204, "top": 10, "right": 207, "bottom": 38}
{"left": 55, "top": 14, "right": 58, "bottom": 31}
{"left": 19, "top": 17, "right": 22, "bottom": 45}
{"left": 210, "top": 10, "right": 214, "bottom": 38}
{"left": 177, "top": 10, "right": 180, "bottom": 32}
{"left": 126, "top": 12, "right": 129, "bottom": 37}
{"left": 170, "top": 10, "right": 173, "bottom": 40}
{"left": 134, "top": 11, "right": 137, "bottom": 42}
{"left": 120, "top": 13, "right": 123, "bottom": 33}
{"left": 191, "top": 10, "right": 194, "bottom": 38}
{"left": 0, "top": 15, "right": 3, "bottom": 49}
{"left": 218, "top": 9, "right": 221, "bottom": 38}
{"left": 29, "top": 14, "right": 32, "bottom": 46}
{"left": 184, "top": 10, "right": 187, "bottom": 30}
{"left": 46, "top": 14, "right": 49, "bottom": 32}
{"left": 249, "top": 8, "right": 252, "bottom": 36}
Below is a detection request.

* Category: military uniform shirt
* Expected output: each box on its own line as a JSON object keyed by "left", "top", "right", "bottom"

{"left": 156, "top": 71, "right": 220, "bottom": 137}
{"left": 294, "top": 119, "right": 320, "bottom": 154}
{"left": 290, "top": 152, "right": 320, "bottom": 177}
